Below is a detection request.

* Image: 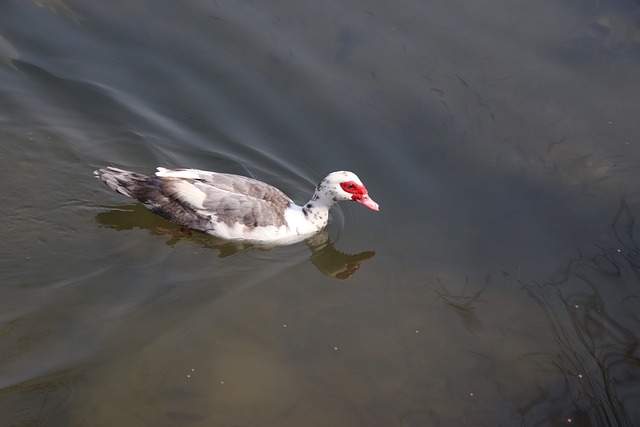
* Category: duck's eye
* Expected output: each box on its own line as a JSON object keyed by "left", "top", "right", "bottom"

{"left": 340, "top": 181, "right": 358, "bottom": 193}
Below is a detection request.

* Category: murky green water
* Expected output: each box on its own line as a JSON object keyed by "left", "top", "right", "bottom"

{"left": 1, "top": 0, "right": 639, "bottom": 425}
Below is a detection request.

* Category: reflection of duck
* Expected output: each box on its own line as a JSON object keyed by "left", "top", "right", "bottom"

{"left": 95, "top": 206, "right": 376, "bottom": 280}
{"left": 306, "top": 231, "right": 376, "bottom": 280}
{"left": 95, "top": 167, "right": 378, "bottom": 245}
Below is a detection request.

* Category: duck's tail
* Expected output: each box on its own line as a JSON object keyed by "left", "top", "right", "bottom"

{"left": 94, "top": 167, "right": 152, "bottom": 199}
{"left": 94, "top": 166, "right": 214, "bottom": 232}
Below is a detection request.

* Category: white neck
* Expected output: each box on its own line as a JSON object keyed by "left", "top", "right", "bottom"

{"left": 301, "top": 199, "right": 331, "bottom": 230}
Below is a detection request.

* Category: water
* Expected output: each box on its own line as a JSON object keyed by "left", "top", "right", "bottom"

{"left": 1, "top": 0, "right": 639, "bottom": 425}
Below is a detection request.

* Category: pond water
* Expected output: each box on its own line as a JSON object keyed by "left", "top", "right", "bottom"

{"left": 1, "top": 0, "right": 640, "bottom": 425}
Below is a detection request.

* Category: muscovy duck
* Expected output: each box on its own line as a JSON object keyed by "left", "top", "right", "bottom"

{"left": 94, "top": 167, "right": 378, "bottom": 245}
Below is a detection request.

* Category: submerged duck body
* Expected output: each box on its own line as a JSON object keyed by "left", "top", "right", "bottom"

{"left": 94, "top": 167, "right": 379, "bottom": 245}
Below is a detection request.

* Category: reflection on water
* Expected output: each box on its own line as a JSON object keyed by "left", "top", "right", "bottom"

{"left": 431, "top": 276, "right": 489, "bottom": 334}
{"left": 415, "top": 202, "right": 640, "bottom": 426}
{"left": 562, "top": 11, "right": 640, "bottom": 67}
{"left": 306, "top": 231, "right": 376, "bottom": 280}
{"left": 0, "top": 33, "right": 19, "bottom": 69}
{"left": 33, "top": 0, "right": 83, "bottom": 23}
{"left": 504, "top": 198, "right": 640, "bottom": 426}
{"left": 1, "top": 0, "right": 639, "bottom": 425}
{"left": 95, "top": 204, "right": 375, "bottom": 279}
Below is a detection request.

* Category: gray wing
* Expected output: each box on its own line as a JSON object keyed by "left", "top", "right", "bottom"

{"left": 160, "top": 171, "right": 293, "bottom": 228}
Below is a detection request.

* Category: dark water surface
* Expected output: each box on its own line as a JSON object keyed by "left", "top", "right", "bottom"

{"left": 1, "top": 0, "right": 640, "bottom": 425}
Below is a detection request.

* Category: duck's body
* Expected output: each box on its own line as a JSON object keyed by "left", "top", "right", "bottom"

{"left": 94, "top": 167, "right": 378, "bottom": 245}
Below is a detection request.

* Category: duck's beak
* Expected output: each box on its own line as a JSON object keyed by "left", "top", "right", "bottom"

{"left": 355, "top": 193, "right": 380, "bottom": 211}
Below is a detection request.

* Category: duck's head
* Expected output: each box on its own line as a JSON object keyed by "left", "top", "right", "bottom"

{"left": 317, "top": 171, "right": 379, "bottom": 211}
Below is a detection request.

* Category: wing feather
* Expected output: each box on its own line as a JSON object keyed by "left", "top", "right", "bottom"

{"left": 157, "top": 169, "right": 293, "bottom": 229}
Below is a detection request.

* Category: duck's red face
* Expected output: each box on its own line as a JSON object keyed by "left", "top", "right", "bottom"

{"left": 340, "top": 181, "right": 380, "bottom": 211}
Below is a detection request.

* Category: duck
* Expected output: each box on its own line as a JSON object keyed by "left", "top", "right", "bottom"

{"left": 94, "top": 167, "right": 379, "bottom": 245}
